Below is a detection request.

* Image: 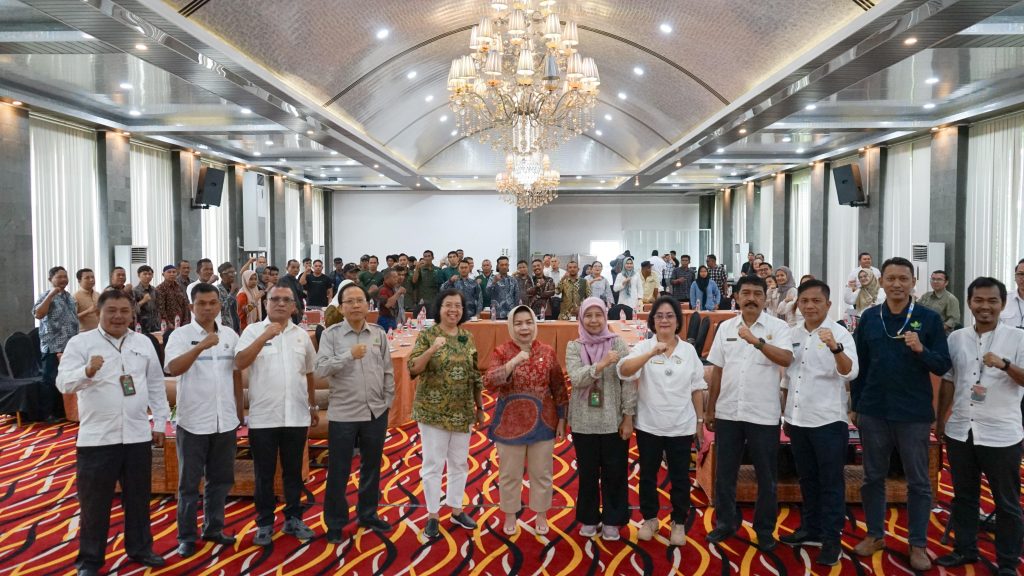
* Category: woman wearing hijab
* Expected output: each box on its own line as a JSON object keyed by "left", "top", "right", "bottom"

{"left": 613, "top": 257, "right": 643, "bottom": 315}
{"left": 236, "top": 269, "right": 263, "bottom": 331}
{"left": 774, "top": 266, "right": 800, "bottom": 325}
{"left": 689, "top": 265, "right": 721, "bottom": 312}
{"left": 485, "top": 305, "right": 569, "bottom": 536}
{"left": 617, "top": 296, "right": 706, "bottom": 546}
{"left": 323, "top": 279, "right": 354, "bottom": 327}
{"left": 844, "top": 269, "right": 885, "bottom": 318}
{"left": 408, "top": 289, "right": 485, "bottom": 540}
{"left": 586, "top": 261, "right": 614, "bottom": 308}
{"left": 564, "top": 297, "right": 637, "bottom": 541}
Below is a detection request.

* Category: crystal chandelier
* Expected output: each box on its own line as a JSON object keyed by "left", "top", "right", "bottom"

{"left": 447, "top": 0, "right": 601, "bottom": 155}
{"left": 495, "top": 151, "right": 560, "bottom": 211}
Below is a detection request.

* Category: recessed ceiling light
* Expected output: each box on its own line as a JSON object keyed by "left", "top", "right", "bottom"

{"left": 320, "top": 173, "right": 326, "bottom": 177}
{"left": 671, "top": 171, "right": 677, "bottom": 176}
{"left": 194, "top": 151, "right": 200, "bottom": 155}
{"left": 617, "top": 92, "right": 627, "bottom": 100}
{"left": 264, "top": 140, "right": 273, "bottom": 146}
{"left": 121, "top": 131, "right": 130, "bottom": 136}
{"left": 279, "top": 158, "right": 286, "bottom": 162}
{"left": 633, "top": 67, "right": 644, "bottom": 76}
{"left": 675, "top": 161, "right": 682, "bottom": 167}
{"left": 671, "top": 184, "right": 680, "bottom": 188}
{"left": 781, "top": 136, "right": 791, "bottom": 143}
{"left": 796, "top": 148, "right": 805, "bottom": 154}
{"left": 346, "top": 160, "right": 357, "bottom": 165}
{"left": 197, "top": 144, "right": 209, "bottom": 150}
{"left": 739, "top": 128, "right": 747, "bottom": 134}
{"left": 858, "top": 147, "right": 866, "bottom": 152}
{"left": 376, "top": 29, "right": 390, "bottom": 40}
{"left": 473, "top": 175, "right": 479, "bottom": 179}
{"left": 379, "top": 173, "right": 385, "bottom": 178}
{"left": 253, "top": 151, "right": 262, "bottom": 156}
{"left": 373, "top": 164, "right": 379, "bottom": 168}
{"left": 595, "top": 130, "right": 603, "bottom": 136}
{"left": 923, "top": 102, "right": 936, "bottom": 109}
{"left": 330, "top": 150, "right": 338, "bottom": 155}
{"left": 716, "top": 148, "right": 724, "bottom": 154}
{"left": 439, "top": 115, "right": 448, "bottom": 122}
{"left": 379, "top": 185, "right": 386, "bottom": 188}
{"left": 240, "top": 108, "right": 252, "bottom": 114}
{"left": 425, "top": 94, "right": 434, "bottom": 102}
{"left": 805, "top": 104, "right": 817, "bottom": 111}
{"left": 576, "top": 175, "right": 582, "bottom": 180}
{"left": 334, "top": 167, "right": 340, "bottom": 171}
{"left": 903, "top": 37, "right": 918, "bottom": 46}
{"left": 81, "top": 33, "right": 94, "bottom": 40}
{"left": 451, "top": 129, "right": 458, "bottom": 136}
{"left": 11, "top": 100, "right": 22, "bottom": 106}
{"left": 119, "top": 82, "right": 132, "bottom": 90}
{"left": 600, "top": 179, "right": 607, "bottom": 184}
{"left": 730, "top": 171, "right": 738, "bottom": 176}
{"left": 660, "top": 23, "right": 673, "bottom": 34}
{"left": 604, "top": 114, "right": 612, "bottom": 121}
{"left": 931, "top": 126, "right": 940, "bottom": 132}
{"left": 406, "top": 70, "right": 417, "bottom": 80}
{"left": 925, "top": 77, "right": 939, "bottom": 85}
{"left": 306, "top": 129, "right": 314, "bottom": 135}
{"left": 714, "top": 165, "right": 721, "bottom": 170}
{"left": 134, "top": 43, "right": 147, "bottom": 50}
{"left": 129, "top": 109, "right": 141, "bottom": 116}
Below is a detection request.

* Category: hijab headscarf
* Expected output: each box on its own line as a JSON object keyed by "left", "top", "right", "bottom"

{"left": 239, "top": 270, "right": 263, "bottom": 325}
{"left": 621, "top": 257, "right": 635, "bottom": 297}
{"left": 324, "top": 279, "right": 354, "bottom": 327}
{"left": 855, "top": 271, "right": 880, "bottom": 311}
{"left": 776, "top": 266, "right": 797, "bottom": 294}
{"left": 507, "top": 304, "right": 538, "bottom": 347}
{"left": 695, "top": 265, "right": 711, "bottom": 294}
{"left": 576, "top": 297, "right": 616, "bottom": 365}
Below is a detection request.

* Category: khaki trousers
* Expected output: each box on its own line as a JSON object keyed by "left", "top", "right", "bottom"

{"left": 495, "top": 439, "right": 555, "bottom": 513}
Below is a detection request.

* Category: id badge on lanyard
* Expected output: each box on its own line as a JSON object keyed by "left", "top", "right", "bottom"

{"left": 102, "top": 334, "right": 136, "bottom": 396}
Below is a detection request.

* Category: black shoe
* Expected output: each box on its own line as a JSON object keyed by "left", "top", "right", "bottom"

{"left": 76, "top": 569, "right": 99, "bottom": 576}
{"left": 935, "top": 551, "right": 979, "bottom": 567}
{"left": 358, "top": 516, "right": 393, "bottom": 533}
{"left": 756, "top": 533, "right": 778, "bottom": 552}
{"left": 780, "top": 529, "right": 823, "bottom": 547}
{"left": 816, "top": 542, "right": 842, "bottom": 566}
{"left": 176, "top": 541, "right": 196, "bottom": 557}
{"left": 706, "top": 526, "right": 736, "bottom": 544}
{"left": 326, "top": 528, "right": 343, "bottom": 544}
{"left": 450, "top": 512, "right": 477, "bottom": 530}
{"left": 424, "top": 518, "right": 440, "bottom": 539}
{"left": 128, "top": 552, "right": 166, "bottom": 567}
{"left": 202, "top": 532, "right": 237, "bottom": 545}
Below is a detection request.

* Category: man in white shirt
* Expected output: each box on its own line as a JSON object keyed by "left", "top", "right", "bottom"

{"left": 705, "top": 275, "right": 793, "bottom": 551}
{"left": 649, "top": 250, "right": 666, "bottom": 281}
{"left": 164, "top": 283, "right": 242, "bottom": 558}
{"left": 56, "top": 290, "right": 170, "bottom": 576}
{"left": 185, "top": 258, "right": 219, "bottom": 303}
{"left": 848, "top": 251, "right": 881, "bottom": 284}
{"left": 235, "top": 286, "right": 319, "bottom": 546}
{"left": 999, "top": 258, "right": 1024, "bottom": 329}
{"left": 315, "top": 283, "right": 396, "bottom": 542}
{"left": 546, "top": 256, "right": 565, "bottom": 318}
{"left": 778, "top": 280, "right": 859, "bottom": 566}
{"left": 935, "top": 277, "right": 1024, "bottom": 576}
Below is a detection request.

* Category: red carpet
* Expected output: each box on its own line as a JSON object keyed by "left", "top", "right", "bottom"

{"left": 0, "top": 413, "right": 1017, "bottom": 575}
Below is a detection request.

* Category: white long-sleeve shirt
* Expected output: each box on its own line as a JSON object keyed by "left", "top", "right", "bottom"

{"left": 613, "top": 273, "right": 643, "bottom": 310}
{"left": 57, "top": 328, "right": 170, "bottom": 447}
{"left": 783, "top": 318, "right": 859, "bottom": 427}
{"left": 843, "top": 287, "right": 886, "bottom": 317}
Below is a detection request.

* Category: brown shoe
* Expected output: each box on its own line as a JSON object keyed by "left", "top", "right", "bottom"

{"left": 909, "top": 546, "right": 932, "bottom": 571}
{"left": 853, "top": 536, "right": 885, "bottom": 557}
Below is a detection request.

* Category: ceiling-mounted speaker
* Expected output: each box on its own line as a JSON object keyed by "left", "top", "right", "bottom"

{"left": 195, "top": 166, "right": 225, "bottom": 207}
{"left": 833, "top": 163, "right": 866, "bottom": 206}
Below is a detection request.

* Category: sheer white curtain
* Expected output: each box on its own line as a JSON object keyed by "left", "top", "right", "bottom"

{"left": 759, "top": 180, "right": 774, "bottom": 260}
{"left": 30, "top": 117, "right": 100, "bottom": 294}
{"left": 965, "top": 112, "right": 1024, "bottom": 309}
{"left": 130, "top": 142, "right": 174, "bottom": 272}
{"left": 730, "top": 188, "right": 747, "bottom": 273}
{"left": 827, "top": 159, "right": 861, "bottom": 319}
{"left": 883, "top": 138, "right": 931, "bottom": 260}
{"left": 789, "top": 169, "right": 811, "bottom": 276}
{"left": 311, "top": 187, "right": 325, "bottom": 248}
{"left": 713, "top": 191, "right": 724, "bottom": 260}
{"left": 285, "top": 181, "right": 302, "bottom": 261}
{"left": 200, "top": 160, "right": 231, "bottom": 266}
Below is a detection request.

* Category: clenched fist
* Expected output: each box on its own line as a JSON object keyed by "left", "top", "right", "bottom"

{"left": 262, "top": 322, "right": 283, "bottom": 340}
{"left": 432, "top": 336, "right": 447, "bottom": 350}
{"left": 738, "top": 325, "right": 756, "bottom": 345}
{"left": 818, "top": 328, "right": 836, "bottom": 350}
{"left": 904, "top": 331, "right": 923, "bottom": 353}
{"left": 351, "top": 343, "right": 368, "bottom": 360}
{"left": 86, "top": 355, "right": 105, "bottom": 378}
{"left": 199, "top": 333, "right": 219, "bottom": 350}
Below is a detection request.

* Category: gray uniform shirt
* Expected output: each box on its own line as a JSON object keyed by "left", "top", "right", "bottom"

{"left": 314, "top": 320, "right": 395, "bottom": 422}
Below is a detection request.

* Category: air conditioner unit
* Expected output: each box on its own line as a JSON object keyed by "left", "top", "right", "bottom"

{"left": 911, "top": 242, "right": 945, "bottom": 297}
{"left": 114, "top": 245, "right": 149, "bottom": 275}
{"left": 310, "top": 244, "right": 325, "bottom": 260}
{"left": 242, "top": 171, "right": 268, "bottom": 252}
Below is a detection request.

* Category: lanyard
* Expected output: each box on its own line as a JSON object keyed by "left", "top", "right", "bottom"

{"left": 100, "top": 333, "right": 127, "bottom": 373}
{"left": 880, "top": 300, "right": 915, "bottom": 339}
{"left": 975, "top": 329, "right": 993, "bottom": 385}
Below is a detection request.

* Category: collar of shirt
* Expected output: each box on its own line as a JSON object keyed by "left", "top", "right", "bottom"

{"left": 337, "top": 319, "right": 372, "bottom": 336}
{"left": 97, "top": 326, "right": 127, "bottom": 348}
{"left": 188, "top": 319, "right": 219, "bottom": 335}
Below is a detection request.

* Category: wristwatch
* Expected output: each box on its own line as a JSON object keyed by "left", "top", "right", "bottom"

{"left": 753, "top": 337, "right": 766, "bottom": 351}
{"left": 1002, "top": 358, "right": 1013, "bottom": 372}
{"left": 830, "top": 343, "right": 845, "bottom": 355}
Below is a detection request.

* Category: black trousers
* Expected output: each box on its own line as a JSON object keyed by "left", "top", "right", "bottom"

{"left": 249, "top": 426, "right": 308, "bottom": 528}
{"left": 946, "top": 433, "right": 1023, "bottom": 571}
{"left": 713, "top": 419, "right": 779, "bottom": 535}
{"left": 323, "top": 411, "right": 388, "bottom": 530}
{"left": 787, "top": 421, "right": 848, "bottom": 544}
{"left": 39, "top": 352, "right": 63, "bottom": 420}
{"left": 75, "top": 441, "right": 153, "bottom": 571}
{"left": 573, "top": 432, "right": 630, "bottom": 526}
{"left": 636, "top": 429, "right": 693, "bottom": 523}
{"left": 176, "top": 426, "right": 237, "bottom": 542}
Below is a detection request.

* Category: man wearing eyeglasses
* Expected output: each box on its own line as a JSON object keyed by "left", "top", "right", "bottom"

{"left": 999, "top": 259, "right": 1024, "bottom": 330}
{"left": 315, "top": 283, "right": 396, "bottom": 543}
{"left": 917, "top": 270, "right": 961, "bottom": 334}
{"left": 235, "top": 286, "right": 319, "bottom": 546}
{"left": 850, "top": 257, "right": 951, "bottom": 572}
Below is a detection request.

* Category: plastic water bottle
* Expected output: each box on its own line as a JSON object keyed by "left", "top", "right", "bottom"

{"left": 160, "top": 319, "right": 168, "bottom": 332}
{"left": 417, "top": 307, "right": 427, "bottom": 329}
{"left": 174, "top": 315, "right": 181, "bottom": 328}
{"left": 134, "top": 322, "right": 141, "bottom": 333}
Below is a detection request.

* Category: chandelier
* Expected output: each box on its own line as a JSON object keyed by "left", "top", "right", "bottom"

{"left": 495, "top": 152, "right": 560, "bottom": 211}
{"left": 447, "top": 0, "right": 601, "bottom": 155}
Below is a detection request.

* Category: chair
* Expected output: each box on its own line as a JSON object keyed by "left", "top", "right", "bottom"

{"left": 315, "top": 324, "right": 325, "bottom": 348}
{"left": 686, "top": 311, "right": 701, "bottom": 343}
{"left": 5, "top": 332, "right": 39, "bottom": 378}
{"left": 694, "top": 317, "right": 712, "bottom": 361}
{"left": 608, "top": 304, "right": 633, "bottom": 321}
{"left": 0, "top": 334, "right": 45, "bottom": 425}
{"left": 145, "top": 332, "right": 164, "bottom": 369}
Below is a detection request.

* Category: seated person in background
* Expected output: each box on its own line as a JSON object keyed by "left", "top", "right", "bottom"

{"left": 916, "top": 270, "right": 961, "bottom": 333}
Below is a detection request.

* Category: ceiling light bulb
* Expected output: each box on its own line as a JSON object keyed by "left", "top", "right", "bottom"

{"left": 11, "top": 100, "right": 23, "bottom": 106}
{"left": 451, "top": 130, "right": 457, "bottom": 136}
{"left": 376, "top": 29, "right": 390, "bottom": 40}
{"left": 633, "top": 67, "right": 644, "bottom": 76}
{"left": 805, "top": 104, "right": 817, "bottom": 111}
{"left": 334, "top": 167, "right": 340, "bottom": 171}
{"left": 279, "top": 158, "right": 286, "bottom": 162}
{"left": 925, "top": 77, "right": 939, "bottom": 85}
{"left": 714, "top": 165, "right": 721, "bottom": 170}
{"left": 604, "top": 114, "right": 612, "bottom": 121}
{"left": 675, "top": 161, "right": 682, "bottom": 167}
{"left": 903, "top": 37, "right": 918, "bottom": 45}
{"left": 730, "top": 171, "right": 738, "bottom": 176}
{"left": 739, "top": 128, "right": 747, "bottom": 134}
{"left": 134, "top": 43, "right": 147, "bottom": 50}
{"left": 129, "top": 109, "right": 141, "bottom": 116}
{"left": 253, "top": 151, "right": 262, "bottom": 156}
{"left": 439, "top": 115, "right": 448, "bottom": 122}
{"left": 330, "top": 150, "right": 338, "bottom": 155}
{"left": 796, "top": 148, "right": 805, "bottom": 154}
{"left": 373, "top": 164, "right": 379, "bottom": 168}
{"left": 781, "top": 136, "right": 791, "bottom": 143}
{"left": 119, "top": 82, "right": 132, "bottom": 89}
{"left": 931, "top": 126, "right": 940, "bottom": 132}
{"left": 576, "top": 175, "right": 582, "bottom": 180}
{"left": 923, "top": 102, "right": 935, "bottom": 109}
{"left": 406, "top": 71, "right": 417, "bottom": 79}
{"left": 716, "top": 148, "right": 724, "bottom": 154}
{"left": 595, "top": 130, "right": 603, "bottom": 136}
{"left": 660, "top": 23, "right": 673, "bottom": 34}
{"left": 617, "top": 92, "right": 627, "bottom": 100}
{"left": 264, "top": 140, "right": 273, "bottom": 145}
{"left": 425, "top": 94, "right": 434, "bottom": 102}
{"left": 306, "top": 129, "right": 314, "bottom": 135}
{"left": 240, "top": 108, "right": 251, "bottom": 114}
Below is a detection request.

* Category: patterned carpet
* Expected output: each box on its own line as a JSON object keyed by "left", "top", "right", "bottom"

{"left": 0, "top": 413, "right": 1017, "bottom": 576}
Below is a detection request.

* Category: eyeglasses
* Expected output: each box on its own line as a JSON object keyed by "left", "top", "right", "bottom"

{"left": 267, "top": 297, "right": 294, "bottom": 304}
{"left": 653, "top": 313, "right": 676, "bottom": 321}
{"left": 441, "top": 303, "right": 463, "bottom": 310}
{"left": 341, "top": 299, "right": 367, "bottom": 306}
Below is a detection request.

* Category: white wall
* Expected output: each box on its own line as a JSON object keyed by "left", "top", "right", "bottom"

{"left": 529, "top": 200, "right": 700, "bottom": 261}
{"left": 331, "top": 191, "right": 518, "bottom": 261}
